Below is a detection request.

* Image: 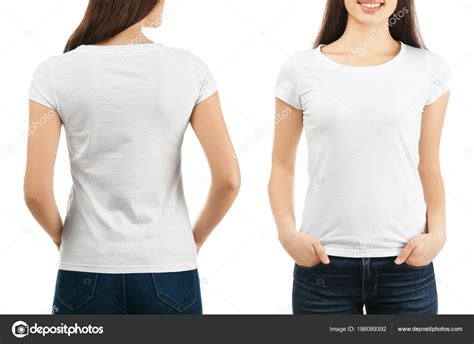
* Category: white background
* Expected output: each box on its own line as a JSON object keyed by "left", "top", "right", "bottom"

{"left": 0, "top": 0, "right": 472, "bottom": 314}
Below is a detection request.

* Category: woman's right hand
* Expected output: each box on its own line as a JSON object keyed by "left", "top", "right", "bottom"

{"left": 279, "top": 231, "right": 330, "bottom": 268}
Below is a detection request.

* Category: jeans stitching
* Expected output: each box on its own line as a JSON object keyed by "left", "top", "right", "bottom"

{"left": 57, "top": 273, "right": 98, "bottom": 311}
{"left": 91, "top": 288, "right": 127, "bottom": 314}
{"left": 373, "top": 260, "right": 379, "bottom": 298}
{"left": 403, "top": 262, "right": 432, "bottom": 270}
{"left": 360, "top": 259, "right": 365, "bottom": 304}
{"left": 151, "top": 273, "right": 197, "bottom": 312}
{"left": 295, "top": 262, "right": 322, "bottom": 270}
{"left": 123, "top": 274, "right": 127, "bottom": 314}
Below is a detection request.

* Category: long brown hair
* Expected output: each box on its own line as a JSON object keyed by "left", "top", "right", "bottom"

{"left": 314, "top": 0, "right": 425, "bottom": 49}
{"left": 64, "top": 0, "right": 160, "bottom": 53}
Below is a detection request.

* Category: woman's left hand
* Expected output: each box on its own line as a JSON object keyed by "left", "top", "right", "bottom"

{"left": 395, "top": 233, "right": 446, "bottom": 267}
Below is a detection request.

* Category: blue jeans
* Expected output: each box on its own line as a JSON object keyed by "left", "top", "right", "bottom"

{"left": 293, "top": 256, "right": 438, "bottom": 314}
{"left": 53, "top": 269, "right": 202, "bottom": 314}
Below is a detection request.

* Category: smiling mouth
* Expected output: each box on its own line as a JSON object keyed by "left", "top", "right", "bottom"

{"left": 357, "top": 1, "right": 384, "bottom": 11}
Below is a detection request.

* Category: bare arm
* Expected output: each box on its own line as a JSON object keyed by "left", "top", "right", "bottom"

{"left": 190, "top": 93, "right": 240, "bottom": 252}
{"left": 419, "top": 92, "right": 450, "bottom": 241}
{"left": 24, "top": 101, "right": 63, "bottom": 249}
{"left": 396, "top": 91, "right": 450, "bottom": 266}
{"left": 268, "top": 99, "right": 329, "bottom": 267}
{"left": 268, "top": 99, "right": 302, "bottom": 239}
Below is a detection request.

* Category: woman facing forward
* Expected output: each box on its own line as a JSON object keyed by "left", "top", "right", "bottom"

{"left": 269, "top": 0, "right": 450, "bottom": 314}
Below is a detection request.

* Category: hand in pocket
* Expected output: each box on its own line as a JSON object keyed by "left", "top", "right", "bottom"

{"left": 395, "top": 233, "right": 446, "bottom": 267}
{"left": 279, "top": 231, "right": 330, "bottom": 268}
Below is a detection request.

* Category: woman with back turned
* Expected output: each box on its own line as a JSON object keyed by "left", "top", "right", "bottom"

{"left": 25, "top": 0, "right": 240, "bottom": 314}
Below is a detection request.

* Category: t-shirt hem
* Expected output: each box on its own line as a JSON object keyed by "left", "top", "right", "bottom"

{"left": 58, "top": 261, "right": 198, "bottom": 274}
{"left": 196, "top": 87, "right": 218, "bottom": 105}
{"left": 425, "top": 87, "right": 451, "bottom": 106}
{"left": 325, "top": 247, "right": 403, "bottom": 258}
{"left": 29, "top": 96, "right": 57, "bottom": 111}
{"left": 275, "top": 90, "right": 302, "bottom": 110}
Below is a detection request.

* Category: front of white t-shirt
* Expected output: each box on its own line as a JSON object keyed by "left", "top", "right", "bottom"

{"left": 276, "top": 42, "right": 451, "bottom": 258}
{"left": 29, "top": 43, "right": 217, "bottom": 273}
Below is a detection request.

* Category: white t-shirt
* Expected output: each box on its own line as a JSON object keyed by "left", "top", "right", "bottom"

{"left": 276, "top": 42, "right": 451, "bottom": 258}
{"left": 29, "top": 43, "right": 217, "bottom": 273}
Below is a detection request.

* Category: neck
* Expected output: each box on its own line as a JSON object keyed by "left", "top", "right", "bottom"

{"left": 96, "top": 22, "right": 153, "bottom": 46}
{"left": 337, "top": 15, "right": 399, "bottom": 54}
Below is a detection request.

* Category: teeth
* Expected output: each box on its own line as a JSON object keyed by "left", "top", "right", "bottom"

{"left": 359, "top": 2, "right": 382, "bottom": 8}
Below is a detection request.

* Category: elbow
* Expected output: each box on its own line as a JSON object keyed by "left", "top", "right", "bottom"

{"left": 24, "top": 184, "right": 48, "bottom": 210}
{"left": 418, "top": 163, "right": 443, "bottom": 184}
{"left": 268, "top": 170, "right": 278, "bottom": 191}
{"left": 267, "top": 175, "right": 280, "bottom": 202}
{"left": 226, "top": 171, "right": 241, "bottom": 194}
{"left": 24, "top": 191, "right": 43, "bottom": 210}
{"left": 267, "top": 177, "right": 274, "bottom": 197}
{"left": 418, "top": 163, "right": 441, "bottom": 176}
{"left": 214, "top": 171, "right": 241, "bottom": 196}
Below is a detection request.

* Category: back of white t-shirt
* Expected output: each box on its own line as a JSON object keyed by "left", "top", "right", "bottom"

{"left": 29, "top": 43, "right": 217, "bottom": 273}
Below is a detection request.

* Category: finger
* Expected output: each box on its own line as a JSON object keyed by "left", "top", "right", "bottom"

{"left": 395, "top": 241, "right": 415, "bottom": 264}
{"left": 312, "top": 240, "right": 330, "bottom": 264}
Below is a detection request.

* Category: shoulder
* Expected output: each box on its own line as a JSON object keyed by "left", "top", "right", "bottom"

{"left": 277, "top": 49, "right": 317, "bottom": 80}
{"left": 33, "top": 55, "right": 60, "bottom": 72}
{"left": 33, "top": 49, "right": 84, "bottom": 74}
{"left": 159, "top": 46, "right": 205, "bottom": 64}
{"left": 31, "top": 54, "right": 66, "bottom": 83}
{"left": 282, "top": 49, "right": 316, "bottom": 67}
{"left": 159, "top": 46, "right": 212, "bottom": 75}
{"left": 403, "top": 44, "right": 450, "bottom": 71}
{"left": 159, "top": 45, "right": 192, "bottom": 58}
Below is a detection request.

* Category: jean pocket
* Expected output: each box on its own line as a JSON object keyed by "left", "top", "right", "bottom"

{"left": 151, "top": 270, "right": 199, "bottom": 313}
{"left": 403, "top": 262, "right": 433, "bottom": 270}
{"left": 296, "top": 261, "right": 322, "bottom": 270}
{"left": 56, "top": 270, "right": 98, "bottom": 311}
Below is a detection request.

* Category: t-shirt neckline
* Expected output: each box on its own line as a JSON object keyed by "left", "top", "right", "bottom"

{"left": 77, "top": 42, "right": 164, "bottom": 52}
{"left": 316, "top": 41, "right": 406, "bottom": 72}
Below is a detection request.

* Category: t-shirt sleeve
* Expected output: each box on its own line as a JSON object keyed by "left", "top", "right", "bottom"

{"left": 425, "top": 53, "right": 451, "bottom": 106}
{"left": 193, "top": 56, "right": 218, "bottom": 105}
{"left": 29, "top": 59, "right": 57, "bottom": 110}
{"left": 275, "top": 56, "right": 302, "bottom": 110}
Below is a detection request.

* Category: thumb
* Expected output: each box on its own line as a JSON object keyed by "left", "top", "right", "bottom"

{"left": 395, "top": 241, "right": 415, "bottom": 265}
{"left": 312, "top": 240, "right": 330, "bottom": 265}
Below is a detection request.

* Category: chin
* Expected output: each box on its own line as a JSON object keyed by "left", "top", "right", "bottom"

{"left": 355, "top": 15, "right": 388, "bottom": 26}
